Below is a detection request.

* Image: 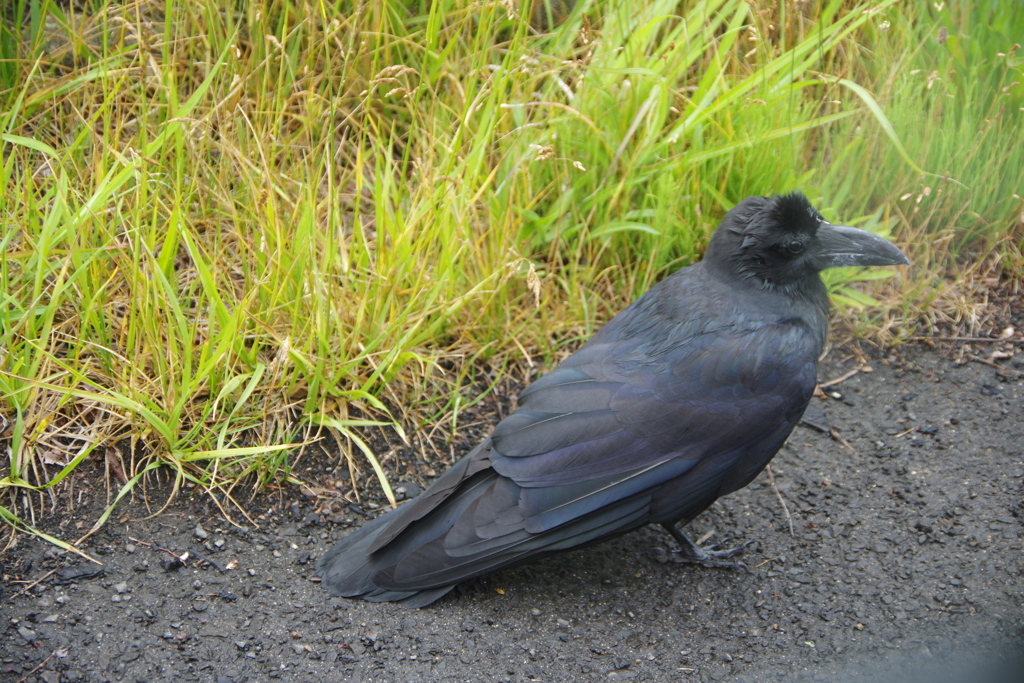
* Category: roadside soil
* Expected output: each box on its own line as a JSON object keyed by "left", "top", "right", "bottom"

{"left": 2, "top": 344, "right": 1023, "bottom": 683}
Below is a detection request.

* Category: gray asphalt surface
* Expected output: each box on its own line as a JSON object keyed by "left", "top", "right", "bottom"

{"left": 2, "top": 346, "right": 1022, "bottom": 682}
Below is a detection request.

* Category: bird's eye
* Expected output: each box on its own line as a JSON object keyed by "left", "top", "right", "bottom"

{"left": 787, "top": 240, "right": 804, "bottom": 254}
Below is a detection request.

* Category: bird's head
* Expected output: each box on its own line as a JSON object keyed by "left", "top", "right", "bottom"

{"left": 704, "top": 192, "right": 909, "bottom": 293}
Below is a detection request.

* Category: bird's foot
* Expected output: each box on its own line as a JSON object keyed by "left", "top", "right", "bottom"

{"left": 651, "top": 543, "right": 752, "bottom": 569}
{"left": 653, "top": 524, "right": 753, "bottom": 570}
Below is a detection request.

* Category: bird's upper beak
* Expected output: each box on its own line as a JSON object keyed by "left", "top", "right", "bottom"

{"left": 811, "top": 223, "right": 910, "bottom": 270}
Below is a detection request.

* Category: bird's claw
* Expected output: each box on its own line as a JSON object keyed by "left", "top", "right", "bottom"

{"left": 703, "top": 539, "right": 755, "bottom": 559}
{"left": 651, "top": 545, "right": 750, "bottom": 570}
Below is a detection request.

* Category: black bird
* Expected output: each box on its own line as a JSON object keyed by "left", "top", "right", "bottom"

{"left": 316, "top": 192, "right": 909, "bottom": 607}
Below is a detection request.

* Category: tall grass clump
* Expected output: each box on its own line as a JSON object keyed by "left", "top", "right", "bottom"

{"left": 817, "top": 1, "right": 1024, "bottom": 336}
{"left": 1, "top": 0, "right": 1014, "bottom": 545}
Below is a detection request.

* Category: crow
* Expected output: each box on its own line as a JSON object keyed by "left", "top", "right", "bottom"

{"left": 316, "top": 191, "right": 909, "bottom": 607}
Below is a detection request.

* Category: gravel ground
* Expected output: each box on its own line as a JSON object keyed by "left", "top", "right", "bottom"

{"left": 2, "top": 346, "right": 1023, "bottom": 683}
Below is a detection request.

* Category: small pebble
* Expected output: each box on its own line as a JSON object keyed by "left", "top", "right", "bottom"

{"left": 194, "top": 524, "right": 208, "bottom": 540}
{"left": 395, "top": 482, "right": 421, "bottom": 499}
{"left": 113, "top": 582, "right": 129, "bottom": 594}
{"left": 125, "top": 544, "right": 136, "bottom": 554}
{"left": 18, "top": 626, "right": 37, "bottom": 642}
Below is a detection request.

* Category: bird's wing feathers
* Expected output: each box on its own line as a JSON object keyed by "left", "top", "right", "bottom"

{"left": 365, "top": 440, "right": 493, "bottom": 554}
{"left": 491, "top": 320, "right": 816, "bottom": 488}
{"left": 350, "top": 319, "right": 817, "bottom": 593}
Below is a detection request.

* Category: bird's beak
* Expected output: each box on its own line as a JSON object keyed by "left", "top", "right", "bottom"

{"left": 811, "top": 223, "right": 910, "bottom": 270}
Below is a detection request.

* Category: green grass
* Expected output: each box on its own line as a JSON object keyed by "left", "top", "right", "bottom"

{"left": 1, "top": 0, "right": 1021, "bottom": 545}
{"left": 817, "top": 1, "right": 1024, "bottom": 334}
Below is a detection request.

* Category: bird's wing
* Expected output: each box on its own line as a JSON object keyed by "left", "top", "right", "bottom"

{"left": 365, "top": 439, "right": 493, "bottom": 553}
{"left": 490, "top": 318, "right": 819, "bottom": 493}
{"left": 366, "top": 319, "right": 818, "bottom": 591}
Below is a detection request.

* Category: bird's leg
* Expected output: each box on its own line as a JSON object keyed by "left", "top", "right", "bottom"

{"left": 653, "top": 523, "right": 753, "bottom": 569}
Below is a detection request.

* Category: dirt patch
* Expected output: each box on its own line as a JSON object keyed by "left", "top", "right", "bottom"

{"left": 2, "top": 346, "right": 1022, "bottom": 682}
